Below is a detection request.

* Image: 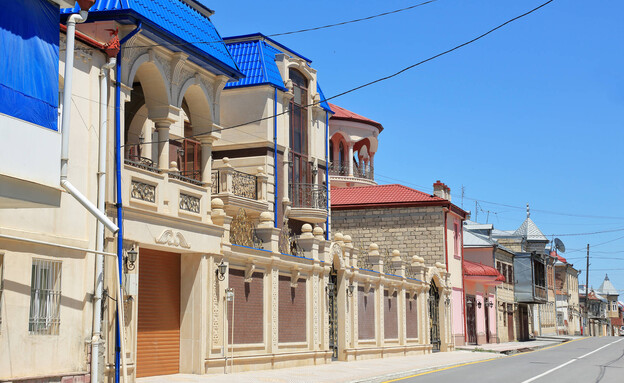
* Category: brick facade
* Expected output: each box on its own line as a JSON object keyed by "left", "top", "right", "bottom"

{"left": 406, "top": 293, "right": 419, "bottom": 339}
{"left": 384, "top": 290, "right": 398, "bottom": 339}
{"left": 331, "top": 207, "right": 445, "bottom": 266}
{"left": 278, "top": 276, "right": 306, "bottom": 343}
{"left": 228, "top": 269, "right": 264, "bottom": 344}
{"left": 358, "top": 287, "right": 375, "bottom": 340}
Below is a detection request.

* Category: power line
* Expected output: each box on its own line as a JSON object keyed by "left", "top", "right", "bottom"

{"left": 66, "top": 0, "right": 440, "bottom": 53}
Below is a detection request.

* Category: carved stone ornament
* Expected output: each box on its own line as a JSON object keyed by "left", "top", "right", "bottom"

{"left": 131, "top": 180, "right": 156, "bottom": 203}
{"left": 179, "top": 193, "right": 200, "bottom": 213}
{"left": 155, "top": 229, "right": 191, "bottom": 248}
{"left": 329, "top": 242, "right": 345, "bottom": 270}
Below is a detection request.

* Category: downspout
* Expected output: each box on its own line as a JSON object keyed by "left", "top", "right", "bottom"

{"left": 325, "top": 111, "right": 329, "bottom": 240}
{"left": 461, "top": 216, "right": 468, "bottom": 344}
{"left": 92, "top": 56, "right": 116, "bottom": 383}
{"left": 273, "top": 87, "right": 278, "bottom": 228}
{"left": 60, "top": 9, "right": 119, "bottom": 235}
{"left": 114, "top": 22, "right": 142, "bottom": 383}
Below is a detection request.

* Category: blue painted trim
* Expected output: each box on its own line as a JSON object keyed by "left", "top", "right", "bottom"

{"left": 280, "top": 253, "right": 314, "bottom": 261}
{"left": 325, "top": 111, "right": 329, "bottom": 240}
{"left": 359, "top": 268, "right": 380, "bottom": 274}
{"left": 115, "top": 22, "right": 142, "bottom": 383}
{"left": 273, "top": 87, "right": 278, "bottom": 228}
{"left": 405, "top": 277, "right": 424, "bottom": 282}
{"left": 225, "top": 81, "right": 288, "bottom": 92}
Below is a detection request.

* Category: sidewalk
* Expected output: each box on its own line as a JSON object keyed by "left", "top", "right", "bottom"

{"left": 137, "top": 351, "right": 506, "bottom": 383}
{"left": 455, "top": 335, "right": 583, "bottom": 355}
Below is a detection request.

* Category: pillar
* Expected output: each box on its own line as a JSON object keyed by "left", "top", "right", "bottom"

{"left": 154, "top": 120, "right": 171, "bottom": 172}
{"left": 348, "top": 142, "right": 354, "bottom": 177}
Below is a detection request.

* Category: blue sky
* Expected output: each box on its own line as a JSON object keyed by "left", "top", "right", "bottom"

{"left": 211, "top": 0, "right": 624, "bottom": 291}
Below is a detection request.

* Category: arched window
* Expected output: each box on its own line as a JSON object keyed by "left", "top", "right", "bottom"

{"left": 338, "top": 141, "right": 345, "bottom": 175}
{"left": 289, "top": 69, "right": 309, "bottom": 186}
{"left": 329, "top": 140, "right": 334, "bottom": 164}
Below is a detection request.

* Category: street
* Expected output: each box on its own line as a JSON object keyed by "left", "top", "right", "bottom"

{"left": 388, "top": 337, "right": 624, "bottom": 383}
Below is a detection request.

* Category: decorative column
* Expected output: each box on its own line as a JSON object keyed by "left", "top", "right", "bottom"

{"left": 154, "top": 120, "right": 171, "bottom": 172}
{"left": 348, "top": 142, "right": 354, "bottom": 177}
{"left": 283, "top": 147, "right": 291, "bottom": 202}
{"left": 199, "top": 136, "right": 215, "bottom": 185}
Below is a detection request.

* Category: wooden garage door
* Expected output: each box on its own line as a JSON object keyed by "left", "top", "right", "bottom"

{"left": 137, "top": 249, "right": 180, "bottom": 377}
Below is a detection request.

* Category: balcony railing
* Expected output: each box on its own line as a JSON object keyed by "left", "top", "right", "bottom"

{"left": 329, "top": 161, "right": 374, "bottom": 180}
{"left": 289, "top": 183, "right": 327, "bottom": 209}
{"left": 212, "top": 167, "right": 259, "bottom": 200}
{"left": 125, "top": 144, "right": 161, "bottom": 173}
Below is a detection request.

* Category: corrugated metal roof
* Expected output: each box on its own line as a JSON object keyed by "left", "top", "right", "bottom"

{"left": 61, "top": 0, "right": 239, "bottom": 75}
{"left": 225, "top": 37, "right": 332, "bottom": 112}
{"left": 513, "top": 217, "right": 548, "bottom": 241}
{"left": 463, "top": 230, "right": 495, "bottom": 247}
{"left": 598, "top": 274, "right": 619, "bottom": 296}
{"left": 225, "top": 39, "right": 285, "bottom": 90}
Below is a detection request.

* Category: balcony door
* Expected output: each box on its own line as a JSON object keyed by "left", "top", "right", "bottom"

{"left": 289, "top": 69, "right": 311, "bottom": 206}
{"left": 466, "top": 295, "right": 477, "bottom": 344}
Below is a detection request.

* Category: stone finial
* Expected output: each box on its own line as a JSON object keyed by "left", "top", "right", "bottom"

{"left": 211, "top": 198, "right": 224, "bottom": 211}
{"left": 313, "top": 226, "right": 324, "bottom": 239}
{"left": 258, "top": 211, "right": 273, "bottom": 228}
{"left": 435, "top": 261, "right": 446, "bottom": 270}
{"left": 256, "top": 166, "right": 265, "bottom": 176}
{"left": 343, "top": 235, "right": 353, "bottom": 248}
{"left": 369, "top": 243, "right": 379, "bottom": 255}
{"left": 169, "top": 161, "right": 179, "bottom": 172}
{"left": 222, "top": 157, "right": 232, "bottom": 167}
{"left": 301, "top": 224, "right": 314, "bottom": 238}
{"left": 334, "top": 232, "right": 344, "bottom": 243}
{"left": 392, "top": 249, "right": 401, "bottom": 261}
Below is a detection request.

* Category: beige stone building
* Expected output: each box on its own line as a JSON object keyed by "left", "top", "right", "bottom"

{"left": 554, "top": 253, "right": 581, "bottom": 335}
{"left": 330, "top": 182, "right": 468, "bottom": 352}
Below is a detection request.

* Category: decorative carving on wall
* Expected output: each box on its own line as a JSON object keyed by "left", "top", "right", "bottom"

{"left": 130, "top": 180, "right": 156, "bottom": 203}
{"left": 212, "top": 275, "right": 220, "bottom": 344}
{"left": 313, "top": 272, "right": 319, "bottom": 347}
{"left": 244, "top": 263, "right": 256, "bottom": 283}
{"left": 155, "top": 229, "right": 191, "bottom": 248}
{"left": 290, "top": 269, "right": 300, "bottom": 288}
{"left": 271, "top": 270, "right": 279, "bottom": 348}
{"left": 179, "top": 193, "right": 200, "bottom": 213}
{"left": 230, "top": 208, "right": 263, "bottom": 248}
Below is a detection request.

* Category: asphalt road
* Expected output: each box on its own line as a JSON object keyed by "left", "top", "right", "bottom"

{"left": 386, "top": 336, "right": 624, "bottom": 383}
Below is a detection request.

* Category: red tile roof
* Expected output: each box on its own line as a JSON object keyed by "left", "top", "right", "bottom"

{"left": 329, "top": 103, "right": 384, "bottom": 132}
{"left": 464, "top": 260, "right": 504, "bottom": 279}
{"left": 331, "top": 184, "right": 445, "bottom": 207}
{"left": 550, "top": 250, "right": 567, "bottom": 264}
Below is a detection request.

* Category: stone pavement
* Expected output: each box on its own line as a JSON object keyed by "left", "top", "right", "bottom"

{"left": 455, "top": 335, "right": 583, "bottom": 355}
{"left": 137, "top": 350, "right": 506, "bottom": 383}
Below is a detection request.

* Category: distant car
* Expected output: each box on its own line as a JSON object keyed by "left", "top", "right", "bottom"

{"left": 620, "top": 326, "right": 624, "bottom": 336}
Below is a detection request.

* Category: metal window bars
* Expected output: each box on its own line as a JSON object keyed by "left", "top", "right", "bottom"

{"left": 29, "top": 259, "right": 62, "bottom": 335}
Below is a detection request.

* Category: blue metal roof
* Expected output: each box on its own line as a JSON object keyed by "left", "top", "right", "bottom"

{"left": 61, "top": 0, "right": 241, "bottom": 79}
{"left": 225, "top": 36, "right": 332, "bottom": 112}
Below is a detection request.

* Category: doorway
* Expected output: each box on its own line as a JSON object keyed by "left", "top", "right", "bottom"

{"left": 507, "top": 304, "right": 515, "bottom": 341}
{"left": 466, "top": 295, "right": 477, "bottom": 344}
{"left": 429, "top": 281, "right": 441, "bottom": 352}
{"left": 328, "top": 266, "right": 338, "bottom": 359}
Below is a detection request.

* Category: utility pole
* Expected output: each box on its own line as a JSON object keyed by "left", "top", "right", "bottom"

{"left": 585, "top": 244, "right": 590, "bottom": 336}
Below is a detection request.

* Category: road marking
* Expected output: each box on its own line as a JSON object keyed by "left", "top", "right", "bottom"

{"left": 520, "top": 338, "right": 624, "bottom": 383}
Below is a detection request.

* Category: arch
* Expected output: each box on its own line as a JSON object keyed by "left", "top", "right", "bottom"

{"left": 127, "top": 53, "right": 171, "bottom": 112}
{"left": 176, "top": 77, "right": 213, "bottom": 135}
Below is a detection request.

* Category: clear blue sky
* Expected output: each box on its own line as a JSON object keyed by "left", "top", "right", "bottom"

{"left": 210, "top": 0, "right": 624, "bottom": 292}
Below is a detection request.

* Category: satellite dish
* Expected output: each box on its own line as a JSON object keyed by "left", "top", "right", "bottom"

{"left": 554, "top": 238, "right": 566, "bottom": 253}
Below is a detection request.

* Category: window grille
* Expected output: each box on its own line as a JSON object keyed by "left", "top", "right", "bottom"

{"left": 28, "top": 259, "right": 62, "bottom": 335}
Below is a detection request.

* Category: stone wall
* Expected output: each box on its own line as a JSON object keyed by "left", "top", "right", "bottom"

{"left": 332, "top": 207, "right": 445, "bottom": 266}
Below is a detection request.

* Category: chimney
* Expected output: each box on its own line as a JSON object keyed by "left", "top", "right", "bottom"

{"left": 433, "top": 180, "right": 451, "bottom": 201}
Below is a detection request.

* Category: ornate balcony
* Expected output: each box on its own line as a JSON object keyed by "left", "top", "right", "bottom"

{"left": 211, "top": 158, "right": 269, "bottom": 218}
{"left": 329, "top": 161, "right": 376, "bottom": 188}
{"left": 288, "top": 183, "right": 328, "bottom": 224}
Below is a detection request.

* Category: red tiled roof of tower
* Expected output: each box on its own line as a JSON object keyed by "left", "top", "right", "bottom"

{"left": 328, "top": 103, "right": 383, "bottom": 132}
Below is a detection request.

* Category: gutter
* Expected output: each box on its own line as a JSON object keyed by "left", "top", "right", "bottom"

{"left": 114, "top": 22, "right": 143, "bottom": 383}
{"left": 273, "top": 87, "right": 278, "bottom": 228}
{"left": 325, "top": 111, "right": 330, "bottom": 240}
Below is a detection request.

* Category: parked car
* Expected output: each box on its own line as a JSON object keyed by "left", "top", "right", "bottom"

{"left": 619, "top": 326, "right": 624, "bottom": 336}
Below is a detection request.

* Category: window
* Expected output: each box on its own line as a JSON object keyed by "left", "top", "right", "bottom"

{"left": 289, "top": 69, "right": 310, "bottom": 186}
{"left": 29, "top": 259, "right": 62, "bottom": 335}
{"left": 453, "top": 221, "right": 461, "bottom": 258}
{"left": 0, "top": 254, "right": 3, "bottom": 329}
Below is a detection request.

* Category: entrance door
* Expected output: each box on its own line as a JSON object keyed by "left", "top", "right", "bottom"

{"left": 507, "top": 304, "right": 515, "bottom": 341}
{"left": 137, "top": 249, "right": 180, "bottom": 377}
{"left": 429, "top": 281, "right": 441, "bottom": 352}
{"left": 518, "top": 304, "right": 529, "bottom": 341}
{"left": 328, "top": 266, "right": 338, "bottom": 359}
{"left": 466, "top": 295, "right": 477, "bottom": 344}
{"left": 485, "top": 300, "right": 490, "bottom": 343}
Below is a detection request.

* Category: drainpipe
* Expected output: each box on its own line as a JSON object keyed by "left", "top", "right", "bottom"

{"left": 92, "top": 56, "right": 116, "bottom": 383}
{"left": 60, "top": 8, "right": 119, "bottom": 235}
{"left": 324, "top": 111, "right": 329, "bottom": 240}
{"left": 273, "top": 87, "right": 278, "bottom": 228}
{"left": 114, "top": 23, "right": 142, "bottom": 383}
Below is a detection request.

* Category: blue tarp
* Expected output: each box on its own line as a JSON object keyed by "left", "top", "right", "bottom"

{"left": 0, "top": 0, "right": 59, "bottom": 131}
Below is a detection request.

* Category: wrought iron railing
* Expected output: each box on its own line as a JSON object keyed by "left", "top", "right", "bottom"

{"left": 231, "top": 170, "right": 257, "bottom": 199}
{"left": 354, "top": 242, "right": 373, "bottom": 270}
{"left": 278, "top": 225, "right": 303, "bottom": 257}
{"left": 125, "top": 144, "right": 161, "bottom": 173}
{"left": 354, "top": 163, "right": 374, "bottom": 180}
{"left": 329, "top": 161, "right": 348, "bottom": 176}
{"left": 169, "top": 171, "right": 204, "bottom": 186}
{"left": 289, "top": 183, "right": 327, "bottom": 209}
{"left": 230, "top": 208, "right": 263, "bottom": 248}
{"left": 383, "top": 248, "right": 397, "bottom": 275}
